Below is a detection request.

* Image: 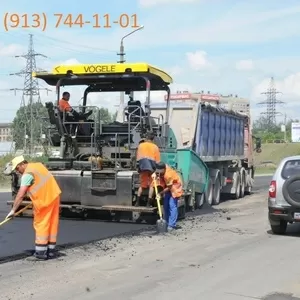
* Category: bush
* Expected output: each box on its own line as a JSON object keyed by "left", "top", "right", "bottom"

{"left": 0, "top": 154, "right": 49, "bottom": 186}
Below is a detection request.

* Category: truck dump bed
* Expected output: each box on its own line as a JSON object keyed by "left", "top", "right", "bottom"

{"left": 151, "top": 101, "right": 247, "bottom": 162}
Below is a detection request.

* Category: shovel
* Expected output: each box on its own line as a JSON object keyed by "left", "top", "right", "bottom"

{"left": 152, "top": 178, "right": 168, "bottom": 233}
{"left": 0, "top": 204, "right": 32, "bottom": 227}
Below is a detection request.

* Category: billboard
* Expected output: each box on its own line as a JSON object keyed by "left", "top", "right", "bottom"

{"left": 164, "top": 93, "right": 220, "bottom": 101}
{"left": 164, "top": 93, "right": 192, "bottom": 100}
{"left": 200, "top": 94, "right": 220, "bottom": 101}
{"left": 291, "top": 122, "right": 300, "bottom": 142}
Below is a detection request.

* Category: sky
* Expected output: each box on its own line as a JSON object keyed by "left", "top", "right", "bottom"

{"left": 1, "top": 0, "right": 300, "bottom": 123}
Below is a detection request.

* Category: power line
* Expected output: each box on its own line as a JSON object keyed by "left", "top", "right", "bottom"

{"left": 257, "top": 77, "right": 284, "bottom": 127}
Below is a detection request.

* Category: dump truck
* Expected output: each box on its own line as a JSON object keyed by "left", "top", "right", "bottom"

{"left": 5, "top": 62, "right": 260, "bottom": 223}
{"left": 150, "top": 94, "right": 261, "bottom": 207}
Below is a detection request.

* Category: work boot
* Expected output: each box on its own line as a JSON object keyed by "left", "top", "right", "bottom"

{"left": 146, "top": 199, "right": 152, "bottom": 207}
{"left": 47, "top": 249, "right": 57, "bottom": 259}
{"left": 167, "top": 226, "right": 175, "bottom": 232}
{"left": 26, "top": 251, "right": 48, "bottom": 261}
{"left": 135, "top": 197, "right": 141, "bottom": 207}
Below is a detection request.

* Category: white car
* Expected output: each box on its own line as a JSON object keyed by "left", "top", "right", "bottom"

{"left": 268, "top": 155, "right": 300, "bottom": 234}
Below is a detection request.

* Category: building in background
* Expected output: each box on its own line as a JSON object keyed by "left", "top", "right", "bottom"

{"left": 0, "top": 123, "right": 12, "bottom": 142}
{"left": 0, "top": 123, "right": 14, "bottom": 156}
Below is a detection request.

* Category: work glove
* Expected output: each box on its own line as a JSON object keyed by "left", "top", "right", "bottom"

{"left": 151, "top": 173, "right": 157, "bottom": 180}
{"left": 5, "top": 209, "right": 15, "bottom": 219}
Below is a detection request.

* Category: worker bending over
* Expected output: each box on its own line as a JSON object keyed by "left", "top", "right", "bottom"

{"left": 136, "top": 132, "right": 160, "bottom": 207}
{"left": 151, "top": 162, "right": 183, "bottom": 231}
{"left": 6, "top": 156, "right": 62, "bottom": 261}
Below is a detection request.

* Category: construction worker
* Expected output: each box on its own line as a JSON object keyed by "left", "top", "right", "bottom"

{"left": 151, "top": 162, "right": 183, "bottom": 231}
{"left": 136, "top": 132, "right": 161, "bottom": 207}
{"left": 58, "top": 91, "right": 93, "bottom": 119}
{"left": 58, "top": 91, "right": 93, "bottom": 135}
{"left": 6, "top": 156, "right": 62, "bottom": 261}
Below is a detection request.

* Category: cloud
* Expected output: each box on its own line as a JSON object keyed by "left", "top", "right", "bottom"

{"left": 139, "top": 0, "right": 200, "bottom": 7}
{"left": 167, "top": 66, "right": 183, "bottom": 77}
{"left": 0, "top": 43, "right": 25, "bottom": 57}
{"left": 186, "top": 51, "right": 211, "bottom": 71}
{"left": 235, "top": 60, "right": 254, "bottom": 71}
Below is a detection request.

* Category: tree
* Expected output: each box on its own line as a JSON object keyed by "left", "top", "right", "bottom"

{"left": 252, "top": 115, "right": 299, "bottom": 143}
{"left": 11, "top": 103, "right": 50, "bottom": 151}
{"left": 92, "top": 108, "right": 116, "bottom": 124}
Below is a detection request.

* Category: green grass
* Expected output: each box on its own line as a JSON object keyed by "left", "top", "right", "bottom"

{"left": 254, "top": 143, "right": 300, "bottom": 166}
{"left": 254, "top": 143, "right": 300, "bottom": 174}
{"left": 255, "top": 166, "right": 276, "bottom": 175}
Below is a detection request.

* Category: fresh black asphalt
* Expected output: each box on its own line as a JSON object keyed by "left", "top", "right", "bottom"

{"left": 0, "top": 175, "right": 271, "bottom": 261}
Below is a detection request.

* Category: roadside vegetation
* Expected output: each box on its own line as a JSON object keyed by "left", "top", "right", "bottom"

{"left": 253, "top": 116, "right": 300, "bottom": 174}
{"left": 0, "top": 154, "right": 48, "bottom": 187}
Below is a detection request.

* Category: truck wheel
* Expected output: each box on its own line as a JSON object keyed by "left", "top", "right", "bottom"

{"left": 233, "top": 174, "right": 241, "bottom": 199}
{"left": 271, "top": 220, "right": 287, "bottom": 235}
{"left": 239, "top": 174, "right": 245, "bottom": 199}
{"left": 212, "top": 180, "right": 221, "bottom": 205}
{"left": 205, "top": 179, "right": 213, "bottom": 206}
{"left": 245, "top": 169, "right": 253, "bottom": 195}
{"left": 178, "top": 205, "right": 186, "bottom": 220}
{"left": 195, "top": 193, "right": 204, "bottom": 209}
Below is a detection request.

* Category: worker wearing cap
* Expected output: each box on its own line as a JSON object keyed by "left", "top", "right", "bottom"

{"left": 136, "top": 132, "right": 161, "bottom": 207}
{"left": 6, "top": 156, "right": 61, "bottom": 261}
{"left": 151, "top": 162, "right": 183, "bottom": 231}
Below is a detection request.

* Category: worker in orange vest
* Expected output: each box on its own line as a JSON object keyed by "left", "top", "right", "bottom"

{"left": 151, "top": 162, "right": 183, "bottom": 231}
{"left": 136, "top": 132, "right": 161, "bottom": 207}
{"left": 6, "top": 156, "right": 62, "bottom": 261}
{"left": 58, "top": 91, "right": 93, "bottom": 119}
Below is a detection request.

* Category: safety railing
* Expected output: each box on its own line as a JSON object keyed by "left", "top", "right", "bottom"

{"left": 61, "top": 105, "right": 100, "bottom": 160}
{"left": 123, "top": 104, "right": 163, "bottom": 134}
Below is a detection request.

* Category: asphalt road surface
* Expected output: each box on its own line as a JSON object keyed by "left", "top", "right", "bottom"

{"left": 2, "top": 176, "right": 300, "bottom": 300}
{"left": 0, "top": 175, "right": 271, "bottom": 261}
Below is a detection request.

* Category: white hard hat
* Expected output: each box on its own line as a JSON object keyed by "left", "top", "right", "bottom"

{"left": 11, "top": 155, "right": 25, "bottom": 171}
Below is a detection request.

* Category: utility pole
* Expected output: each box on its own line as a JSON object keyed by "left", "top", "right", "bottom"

{"left": 10, "top": 34, "right": 50, "bottom": 155}
{"left": 116, "top": 25, "right": 144, "bottom": 122}
{"left": 257, "top": 77, "right": 284, "bottom": 128}
{"left": 284, "top": 113, "right": 287, "bottom": 142}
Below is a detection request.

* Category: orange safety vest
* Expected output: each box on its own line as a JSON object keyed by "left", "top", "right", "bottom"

{"left": 58, "top": 99, "right": 72, "bottom": 112}
{"left": 24, "top": 163, "right": 61, "bottom": 210}
{"left": 163, "top": 165, "right": 183, "bottom": 198}
{"left": 136, "top": 141, "right": 160, "bottom": 162}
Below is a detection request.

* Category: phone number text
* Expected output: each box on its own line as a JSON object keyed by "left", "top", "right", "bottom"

{"left": 3, "top": 13, "right": 141, "bottom": 31}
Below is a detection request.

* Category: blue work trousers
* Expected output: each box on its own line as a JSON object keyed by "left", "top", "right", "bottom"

{"left": 163, "top": 192, "right": 178, "bottom": 228}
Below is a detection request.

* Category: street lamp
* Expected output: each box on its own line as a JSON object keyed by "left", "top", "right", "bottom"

{"left": 116, "top": 25, "right": 144, "bottom": 122}
{"left": 118, "top": 25, "right": 144, "bottom": 64}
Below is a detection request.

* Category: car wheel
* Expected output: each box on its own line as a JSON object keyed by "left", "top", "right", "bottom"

{"left": 271, "top": 220, "right": 287, "bottom": 235}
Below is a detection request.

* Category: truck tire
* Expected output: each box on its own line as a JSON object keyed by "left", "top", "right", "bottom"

{"left": 270, "top": 220, "right": 287, "bottom": 235}
{"left": 205, "top": 179, "right": 213, "bottom": 206}
{"left": 233, "top": 174, "right": 241, "bottom": 199}
{"left": 239, "top": 174, "right": 245, "bottom": 199}
{"left": 178, "top": 204, "right": 186, "bottom": 220}
{"left": 212, "top": 179, "right": 221, "bottom": 205}
{"left": 195, "top": 193, "right": 204, "bottom": 209}
{"left": 245, "top": 169, "right": 253, "bottom": 195}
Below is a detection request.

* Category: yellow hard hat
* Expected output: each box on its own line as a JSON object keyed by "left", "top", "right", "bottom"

{"left": 11, "top": 155, "right": 25, "bottom": 171}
